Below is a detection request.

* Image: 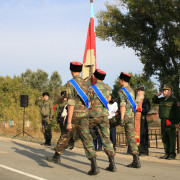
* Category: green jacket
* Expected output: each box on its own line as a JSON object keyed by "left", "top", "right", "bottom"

{"left": 66, "top": 75, "right": 89, "bottom": 118}
{"left": 35, "top": 99, "right": 54, "bottom": 119}
{"left": 89, "top": 81, "right": 111, "bottom": 117}
{"left": 118, "top": 84, "right": 135, "bottom": 123}
{"left": 152, "top": 95, "right": 178, "bottom": 123}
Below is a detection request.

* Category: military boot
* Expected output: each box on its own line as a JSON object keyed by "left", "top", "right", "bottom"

{"left": 127, "top": 154, "right": 141, "bottom": 168}
{"left": 47, "top": 152, "right": 60, "bottom": 163}
{"left": 41, "top": 139, "right": 47, "bottom": 145}
{"left": 88, "top": 157, "right": 100, "bottom": 175}
{"left": 106, "top": 155, "right": 117, "bottom": 172}
{"left": 46, "top": 139, "right": 51, "bottom": 146}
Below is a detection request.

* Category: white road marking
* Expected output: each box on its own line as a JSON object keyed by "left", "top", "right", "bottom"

{"left": 0, "top": 164, "right": 47, "bottom": 180}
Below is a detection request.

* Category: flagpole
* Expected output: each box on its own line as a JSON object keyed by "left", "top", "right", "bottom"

{"left": 90, "top": 0, "right": 94, "bottom": 84}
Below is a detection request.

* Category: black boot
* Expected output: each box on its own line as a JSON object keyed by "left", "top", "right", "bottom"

{"left": 47, "top": 152, "right": 60, "bottom": 163}
{"left": 127, "top": 154, "right": 141, "bottom": 168}
{"left": 41, "top": 139, "right": 47, "bottom": 145}
{"left": 106, "top": 156, "right": 117, "bottom": 172}
{"left": 46, "top": 139, "right": 51, "bottom": 146}
{"left": 88, "top": 157, "right": 100, "bottom": 175}
{"left": 106, "top": 155, "right": 117, "bottom": 172}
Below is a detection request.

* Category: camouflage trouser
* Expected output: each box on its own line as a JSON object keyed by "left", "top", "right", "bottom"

{"left": 124, "top": 123, "right": 138, "bottom": 155}
{"left": 55, "top": 117, "right": 96, "bottom": 159}
{"left": 42, "top": 119, "right": 52, "bottom": 140}
{"left": 89, "top": 116, "right": 115, "bottom": 157}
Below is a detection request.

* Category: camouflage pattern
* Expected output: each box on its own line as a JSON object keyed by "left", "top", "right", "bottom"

{"left": 66, "top": 75, "right": 89, "bottom": 118}
{"left": 55, "top": 75, "right": 96, "bottom": 159}
{"left": 89, "top": 116, "right": 115, "bottom": 156}
{"left": 118, "top": 84, "right": 138, "bottom": 155}
{"left": 55, "top": 117, "right": 96, "bottom": 158}
{"left": 89, "top": 81, "right": 110, "bottom": 117}
{"left": 35, "top": 99, "right": 54, "bottom": 140}
{"left": 152, "top": 95, "right": 178, "bottom": 158}
{"left": 89, "top": 81, "right": 115, "bottom": 156}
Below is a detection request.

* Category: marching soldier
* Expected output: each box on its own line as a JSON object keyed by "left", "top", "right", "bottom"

{"left": 35, "top": 92, "right": 54, "bottom": 146}
{"left": 89, "top": 69, "right": 116, "bottom": 172}
{"left": 118, "top": 72, "right": 141, "bottom": 168}
{"left": 152, "top": 85, "right": 178, "bottom": 159}
{"left": 47, "top": 61, "right": 98, "bottom": 175}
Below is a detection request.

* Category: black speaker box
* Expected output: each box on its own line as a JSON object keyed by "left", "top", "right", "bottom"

{"left": 20, "top": 95, "right": 28, "bottom": 107}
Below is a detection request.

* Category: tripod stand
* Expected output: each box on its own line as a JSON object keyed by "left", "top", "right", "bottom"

{"left": 14, "top": 107, "right": 33, "bottom": 138}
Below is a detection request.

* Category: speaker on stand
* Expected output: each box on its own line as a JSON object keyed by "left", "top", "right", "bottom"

{"left": 14, "top": 95, "right": 33, "bottom": 138}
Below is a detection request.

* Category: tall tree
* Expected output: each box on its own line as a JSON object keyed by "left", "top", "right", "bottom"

{"left": 96, "top": 0, "right": 180, "bottom": 98}
{"left": 112, "top": 73, "right": 157, "bottom": 105}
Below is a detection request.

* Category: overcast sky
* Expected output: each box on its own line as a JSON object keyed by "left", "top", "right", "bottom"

{"left": 0, "top": 0, "right": 147, "bottom": 88}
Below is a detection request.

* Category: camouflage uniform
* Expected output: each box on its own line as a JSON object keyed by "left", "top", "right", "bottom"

{"left": 118, "top": 84, "right": 138, "bottom": 155}
{"left": 35, "top": 99, "right": 54, "bottom": 142}
{"left": 55, "top": 75, "right": 96, "bottom": 159}
{"left": 152, "top": 95, "right": 178, "bottom": 158}
{"left": 89, "top": 81, "right": 115, "bottom": 157}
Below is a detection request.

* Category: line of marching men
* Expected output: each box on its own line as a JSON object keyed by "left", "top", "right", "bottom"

{"left": 35, "top": 61, "right": 180, "bottom": 176}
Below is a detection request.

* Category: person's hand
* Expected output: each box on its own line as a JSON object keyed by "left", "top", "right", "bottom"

{"left": 156, "top": 92, "right": 162, "bottom": 97}
{"left": 49, "top": 118, "right": 52, "bottom": 121}
{"left": 175, "top": 124, "right": 179, "bottom": 129}
{"left": 66, "top": 123, "right": 72, "bottom": 131}
{"left": 119, "top": 119, "right": 125, "bottom": 127}
{"left": 38, "top": 96, "right": 43, "bottom": 100}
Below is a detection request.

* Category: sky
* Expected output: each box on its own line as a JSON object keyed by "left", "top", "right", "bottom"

{"left": 0, "top": 0, "right": 147, "bottom": 88}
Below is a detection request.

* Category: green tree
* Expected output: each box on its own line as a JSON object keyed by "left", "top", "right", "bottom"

{"left": 96, "top": 0, "right": 180, "bottom": 98}
{"left": 112, "top": 73, "right": 157, "bottom": 105}
{"left": 21, "top": 69, "right": 49, "bottom": 92}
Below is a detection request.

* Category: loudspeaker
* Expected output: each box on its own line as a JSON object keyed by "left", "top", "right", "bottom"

{"left": 20, "top": 95, "right": 28, "bottom": 107}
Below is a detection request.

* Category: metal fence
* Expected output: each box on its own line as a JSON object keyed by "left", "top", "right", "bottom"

{"left": 116, "top": 128, "right": 180, "bottom": 153}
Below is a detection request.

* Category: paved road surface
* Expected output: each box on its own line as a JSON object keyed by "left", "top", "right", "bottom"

{"left": 0, "top": 136, "right": 180, "bottom": 180}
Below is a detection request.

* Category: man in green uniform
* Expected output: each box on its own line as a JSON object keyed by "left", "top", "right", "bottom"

{"left": 89, "top": 69, "right": 116, "bottom": 172}
{"left": 47, "top": 61, "right": 98, "bottom": 175}
{"left": 56, "top": 91, "right": 74, "bottom": 150}
{"left": 35, "top": 92, "right": 54, "bottom": 146}
{"left": 152, "top": 85, "right": 178, "bottom": 159}
{"left": 118, "top": 72, "right": 141, "bottom": 168}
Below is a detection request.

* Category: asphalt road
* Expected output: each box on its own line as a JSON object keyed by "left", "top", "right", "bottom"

{"left": 0, "top": 136, "right": 180, "bottom": 180}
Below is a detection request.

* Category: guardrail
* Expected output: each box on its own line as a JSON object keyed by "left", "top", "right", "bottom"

{"left": 116, "top": 128, "right": 180, "bottom": 153}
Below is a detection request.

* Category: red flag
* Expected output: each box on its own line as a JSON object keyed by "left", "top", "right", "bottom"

{"left": 82, "top": 1, "right": 97, "bottom": 84}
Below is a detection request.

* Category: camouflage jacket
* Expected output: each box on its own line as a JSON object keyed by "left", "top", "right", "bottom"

{"left": 152, "top": 95, "right": 178, "bottom": 122}
{"left": 66, "top": 75, "right": 89, "bottom": 118}
{"left": 35, "top": 99, "right": 54, "bottom": 119}
{"left": 118, "top": 84, "right": 135, "bottom": 123}
{"left": 89, "top": 81, "right": 111, "bottom": 117}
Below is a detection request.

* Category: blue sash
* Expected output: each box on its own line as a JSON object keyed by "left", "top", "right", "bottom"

{"left": 69, "top": 79, "right": 89, "bottom": 109}
{"left": 91, "top": 84, "right": 109, "bottom": 110}
{"left": 121, "top": 88, "right": 136, "bottom": 112}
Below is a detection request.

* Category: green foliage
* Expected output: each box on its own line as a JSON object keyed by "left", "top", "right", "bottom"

{"left": 112, "top": 73, "right": 158, "bottom": 105}
{"left": 96, "top": 0, "right": 180, "bottom": 98}
{"left": 0, "top": 69, "right": 63, "bottom": 133}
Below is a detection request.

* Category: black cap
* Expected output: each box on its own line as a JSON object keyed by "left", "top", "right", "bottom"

{"left": 93, "top": 69, "right": 106, "bottom": 80}
{"left": 119, "top": 72, "right": 131, "bottom": 82}
{"left": 42, "top": 92, "right": 49, "bottom": 97}
{"left": 70, "top": 61, "right": 82, "bottom": 72}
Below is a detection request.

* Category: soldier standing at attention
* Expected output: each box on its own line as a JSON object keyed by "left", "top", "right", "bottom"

{"left": 35, "top": 92, "right": 54, "bottom": 146}
{"left": 118, "top": 72, "right": 141, "bottom": 168}
{"left": 152, "top": 85, "right": 178, "bottom": 159}
{"left": 47, "top": 61, "right": 98, "bottom": 176}
{"left": 89, "top": 69, "right": 116, "bottom": 172}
